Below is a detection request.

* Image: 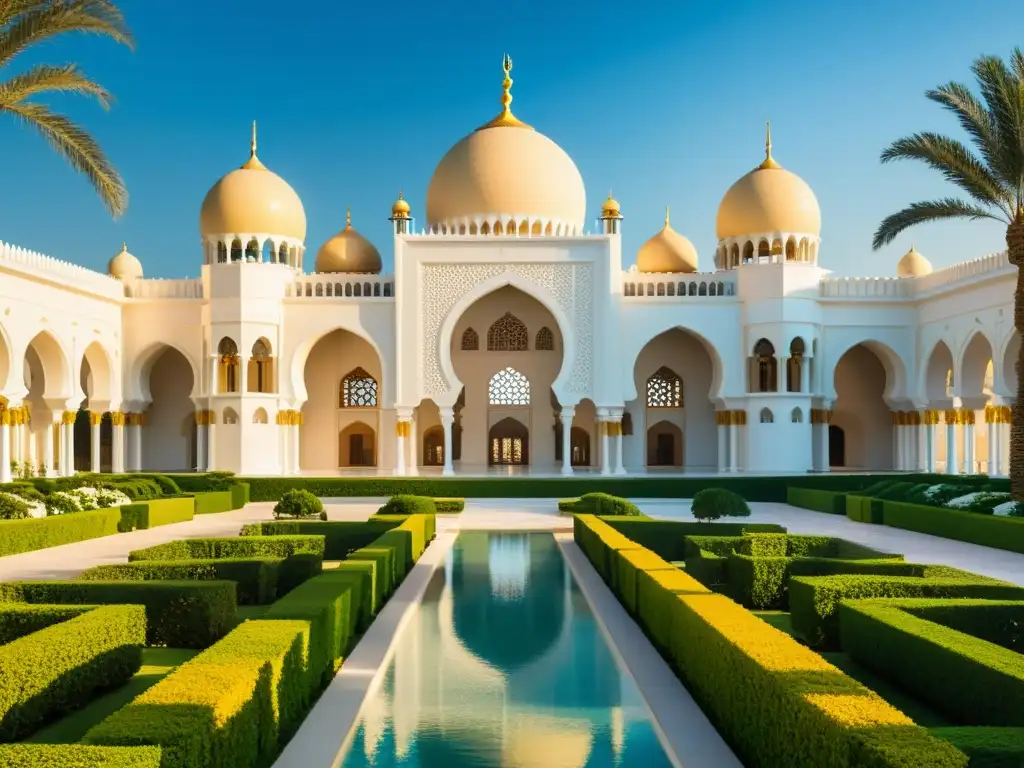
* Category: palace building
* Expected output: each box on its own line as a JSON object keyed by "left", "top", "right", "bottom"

{"left": 0, "top": 56, "right": 1015, "bottom": 479}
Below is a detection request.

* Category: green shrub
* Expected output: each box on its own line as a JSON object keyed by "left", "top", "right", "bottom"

{"left": 0, "top": 603, "right": 90, "bottom": 644}
{"left": 930, "top": 727, "right": 1024, "bottom": 768}
{"left": 685, "top": 549, "right": 728, "bottom": 589}
{"left": 875, "top": 481, "right": 917, "bottom": 500}
{"left": 786, "top": 487, "right": 846, "bottom": 515}
{"left": 329, "top": 561, "right": 376, "bottom": 628}
{"left": 574, "top": 493, "right": 642, "bottom": 516}
{"left": 230, "top": 483, "right": 250, "bottom": 509}
{"left": 0, "top": 493, "right": 31, "bottom": 519}
{"left": 882, "top": 500, "right": 1024, "bottom": 554}
{"left": 737, "top": 532, "right": 787, "bottom": 557}
{"left": 557, "top": 498, "right": 579, "bottom": 514}
{"left": 433, "top": 497, "right": 464, "bottom": 513}
{"left": 191, "top": 491, "right": 234, "bottom": 515}
{"left": 86, "top": 620, "right": 309, "bottom": 768}
{"left": 274, "top": 489, "right": 324, "bottom": 519}
{"left": 0, "top": 745, "right": 162, "bottom": 767}
{"left": 692, "top": 487, "right": 750, "bottom": 523}
{"left": 0, "top": 605, "right": 145, "bottom": 741}
{"left": 239, "top": 521, "right": 396, "bottom": 559}
{"left": 0, "top": 507, "right": 122, "bottom": 557}
{"left": 379, "top": 495, "right": 437, "bottom": 515}
{"left": 113, "top": 479, "right": 163, "bottom": 500}
{"left": 128, "top": 535, "right": 324, "bottom": 562}
{"left": 598, "top": 519, "right": 785, "bottom": 561}
{"left": 840, "top": 599, "right": 1024, "bottom": 726}
{"left": 0, "top": 580, "right": 236, "bottom": 648}
{"left": 905, "top": 599, "right": 1024, "bottom": 651}
{"left": 860, "top": 480, "right": 897, "bottom": 497}
{"left": 80, "top": 558, "right": 287, "bottom": 605}
{"left": 789, "top": 574, "right": 1024, "bottom": 649}
{"left": 118, "top": 497, "right": 194, "bottom": 532}
{"left": 785, "top": 535, "right": 838, "bottom": 557}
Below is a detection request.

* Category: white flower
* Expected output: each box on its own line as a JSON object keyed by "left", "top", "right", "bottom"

{"left": 945, "top": 491, "right": 1011, "bottom": 509}
{"left": 994, "top": 500, "right": 1024, "bottom": 517}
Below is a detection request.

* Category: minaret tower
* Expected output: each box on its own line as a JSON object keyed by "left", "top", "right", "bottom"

{"left": 598, "top": 192, "right": 623, "bottom": 235}
{"left": 389, "top": 190, "right": 413, "bottom": 235}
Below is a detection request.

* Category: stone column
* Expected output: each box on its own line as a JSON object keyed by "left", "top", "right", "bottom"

{"left": 985, "top": 405, "right": 998, "bottom": 475}
{"left": 89, "top": 411, "right": 102, "bottom": 473}
{"left": 395, "top": 418, "right": 408, "bottom": 476}
{"left": 716, "top": 411, "right": 728, "bottom": 473}
{"left": 813, "top": 408, "right": 831, "bottom": 473}
{"left": 291, "top": 411, "right": 301, "bottom": 474}
{"left": 196, "top": 410, "right": 208, "bottom": 472}
{"left": 129, "top": 413, "right": 144, "bottom": 472}
{"left": 0, "top": 409, "right": 10, "bottom": 483}
{"left": 612, "top": 419, "right": 625, "bottom": 475}
{"left": 923, "top": 410, "right": 938, "bottom": 473}
{"left": 111, "top": 411, "right": 125, "bottom": 474}
{"left": 800, "top": 358, "right": 811, "bottom": 393}
{"left": 728, "top": 411, "right": 741, "bottom": 472}
{"left": 560, "top": 406, "right": 574, "bottom": 475}
{"left": 599, "top": 420, "right": 611, "bottom": 476}
{"left": 406, "top": 416, "right": 418, "bottom": 475}
{"left": 42, "top": 420, "right": 54, "bottom": 477}
{"left": 440, "top": 406, "right": 454, "bottom": 476}
{"left": 963, "top": 409, "right": 976, "bottom": 475}
{"left": 945, "top": 410, "right": 958, "bottom": 474}
{"left": 61, "top": 410, "right": 75, "bottom": 475}
{"left": 1000, "top": 409, "right": 1011, "bottom": 476}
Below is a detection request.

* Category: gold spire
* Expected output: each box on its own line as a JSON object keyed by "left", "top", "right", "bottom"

{"left": 345, "top": 205, "right": 352, "bottom": 230}
{"left": 392, "top": 189, "right": 411, "bottom": 218}
{"left": 758, "top": 121, "right": 781, "bottom": 170}
{"left": 121, "top": 241, "right": 127, "bottom": 252}
{"left": 664, "top": 205, "right": 671, "bottom": 228}
{"left": 241, "top": 120, "right": 267, "bottom": 170}
{"left": 477, "top": 53, "right": 534, "bottom": 131}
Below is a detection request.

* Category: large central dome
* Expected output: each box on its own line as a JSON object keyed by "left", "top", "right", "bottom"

{"left": 426, "top": 56, "right": 586, "bottom": 232}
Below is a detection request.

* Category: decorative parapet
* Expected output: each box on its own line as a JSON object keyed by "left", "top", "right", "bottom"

{"left": 285, "top": 274, "right": 395, "bottom": 299}
{"left": 622, "top": 271, "right": 737, "bottom": 299}
{"left": 126, "top": 278, "right": 204, "bottom": 299}
{"left": 0, "top": 240, "right": 124, "bottom": 299}
{"left": 819, "top": 251, "right": 1011, "bottom": 301}
{"left": 818, "top": 276, "right": 910, "bottom": 299}
{"left": 910, "top": 250, "right": 1011, "bottom": 296}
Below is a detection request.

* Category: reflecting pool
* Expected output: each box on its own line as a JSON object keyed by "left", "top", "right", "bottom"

{"left": 339, "top": 532, "right": 674, "bottom": 768}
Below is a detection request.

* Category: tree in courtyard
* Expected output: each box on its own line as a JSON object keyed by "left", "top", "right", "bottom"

{"left": 691, "top": 488, "right": 750, "bottom": 524}
{"left": 872, "top": 49, "right": 1024, "bottom": 498}
{"left": 0, "top": 1, "right": 133, "bottom": 217}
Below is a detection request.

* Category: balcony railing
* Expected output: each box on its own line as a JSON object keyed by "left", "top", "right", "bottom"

{"left": 286, "top": 274, "right": 394, "bottom": 298}
{"left": 0, "top": 240, "right": 124, "bottom": 299}
{"left": 622, "top": 272, "right": 737, "bottom": 298}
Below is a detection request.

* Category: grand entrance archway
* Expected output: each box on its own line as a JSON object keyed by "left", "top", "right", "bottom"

{"left": 832, "top": 343, "right": 902, "bottom": 470}
{"left": 489, "top": 417, "right": 528, "bottom": 466}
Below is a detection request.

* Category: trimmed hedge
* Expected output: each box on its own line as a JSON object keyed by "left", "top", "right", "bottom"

{"left": 0, "top": 604, "right": 145, "bottom": 742}
{"left": 0, "top": 580, "right": 236, "bottom": 648}
{"left": 930, "top": 727, "right": 1024, "bottom": 768}
{"left": 0, "top": 507, "right": 122, "bottom": 557}
{"left": 128, "top": 535, "right": 325, "bottom": 562}
{"left": 80, "top": 558, "right": 286, "bottom": 605}
{"left": 907, "top": 598, "right": 1024, "bottom": 651}
{"left": 86, "top": 619, "right": 309, "bottom": 768}
{"left": 0, "top": 603, "right": 90, "bottom": 644}
{"left": 789, "top": 574, "right": 1024, "bottom": 649}
{"left": 600, "top": 518, "right": 786, "bottom": 561}
{"left": 191, "top": 491, "right": 234, "bottom": 515}
{"left": 239, "top": 521, "right": 397, "bottom": 559}
{"left": 0, "top": 745, "right": 162, "bottom": 767}
{"left": 434, "top": 498, "right": 464, "bottom": 513}
{"left": 574, "top": 492, "right": 642, "bottom": 517}
{"left": 845, "top": 494, "right": 883, "bottom": 524}
{"left": 839, "top": 598, "right": 1024, "bottom": 727}
{"left": 378, "top": 495, "right": 436, "bottom": 516}
{"left": 786, "top": 487, "right": 846, "bottom": 515}
{"left": 118, "top": 497, "right": 194, "bottom": 531}
{"left": 882, "top": 500, "right": 1024, "bottom": 554}
{"left": 230, "top": 482, "right": 250, "bottom": 509}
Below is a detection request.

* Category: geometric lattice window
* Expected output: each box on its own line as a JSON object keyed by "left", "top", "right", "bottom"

{"left": 488, "top": 367, "right": 530, "bottom": 405}
{"left": 340, "top": 367, "right": 378, "bottom": 408}
{"left": 535, "top": 326, "right": 554, "bottom": 351}
{"left": 461, "top": 327, "right": 479, "bottom": 351}
{"left": 487, "top": 313, "right": 528, "bottom": 351}
{"left": 646, "top": 367, "right": 682, "bottom": 408}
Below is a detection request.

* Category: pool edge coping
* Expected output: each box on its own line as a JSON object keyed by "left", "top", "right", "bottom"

{"left": 554, "top": 533, "right": 743, "bottom": 768}
{"left": 272, "top": 532, "right": 458, "bottom": 768}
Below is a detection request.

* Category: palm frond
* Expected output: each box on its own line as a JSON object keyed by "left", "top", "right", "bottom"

{"left": 4, "top": 101, "right": 126, "bottom": 216}
{"left": 0, "top": 63, "right": 111, "bottom": 108}
{"left": 972, "top": 55, "right": 1024, "bottom": 198}
{"left": 879, "top": 132, "right": 1014, "bottom": 218}
{"left": 925, "top": 82, "right": 1011, "bottom": 185}
{"left": 0, "top": 0, "right": 133, "bottom": 67}
{"left": 872, "top": 198, "right": 1003, "bottom": 250}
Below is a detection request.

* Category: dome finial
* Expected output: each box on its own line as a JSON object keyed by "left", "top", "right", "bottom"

{"left": 665, "top": 205, "right": 671, "bottom": 227}
{"left": 477, "top": 53, "right": 533, "bottom": 131}
{"left": 121, "top": 241, "right": 127, "bottom": 252}
{"left": 345, "top": 205, "right": 352, "bottom": 230}
{"left": 759, "top": 121, "right": 781, "bottom": 170}
{"left": 241, "top": 120, "right": 267, "bottom": 170}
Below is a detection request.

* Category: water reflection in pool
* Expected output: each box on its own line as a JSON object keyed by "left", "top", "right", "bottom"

{"left": 339, "top": 532, "right": 674, "bottom": 767}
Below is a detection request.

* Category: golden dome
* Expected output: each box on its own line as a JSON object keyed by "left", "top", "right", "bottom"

{"left": 897, "top": 244, "right": 932, "bottom": 277}
{"left": 199, "top": 122, "right": 306, "bottom": 241}
{"left": 391, "top": 190, "right": 411, "bottom": 219}
{"left": 314, "top": 208, "right": 382, "bottom": 274}
{"left": 716, "top": 123, "right": 821, "bottom": 240}
{"left": 637, "top": 207, "right": 698, "bottom": 273}
{"left": 601, "top": 192, "right": 621, "bottom": 218}
{"left": 425, "top": 55, "right": 586, "bottom": 230}
{"left": 108, "top": 242, "right": 142, "bottom": 281}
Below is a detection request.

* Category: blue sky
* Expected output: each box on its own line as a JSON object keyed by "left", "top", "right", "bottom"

{"left": 1, "top": 0, "right": 1022, "bottom": 278}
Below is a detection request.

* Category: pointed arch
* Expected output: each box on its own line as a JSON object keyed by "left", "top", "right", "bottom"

{"left": 340, "top": 367, "right": 378, "bottom": 408}
{"left": 23, "top": 330, "right": 71, "bottom": 400}
{"left": 487, "top": 312, "right": 528, "bottom": 351}
{"left": 535, "top": 326, "right": 554, "bottom": 351}
{"left": 461, "top": 327, "right": 479, "bottom": 351}
{"left": 80, "top": 340, "right": 114, "bottom": 408}
{"left": 646, "top": 366, "right": 682, "bottom": 408}
{"left": 488, "top": 367, "right": 530, "bottom": 405}
{"left": 253, "top": 407, "right": 269, "bottom": 424}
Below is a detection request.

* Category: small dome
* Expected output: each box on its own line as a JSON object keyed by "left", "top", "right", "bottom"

{"left": 601, "top": 193, "right": 621, "bottom": 218}
{"left": 314, "top": 209, "right": 382, "bottom": 274}
{"left": 716, "top": 123, "right": 821, "bottom": 240}
{"left": 391, "top": 190, "right": 411, "bottom": 219}
{"left": 425, "top": 55, "right": 586, "bottom": 231}
{"left": 108, "top": 242, "right": 143, "bottom": 281}
{"left": 897, "top": 244, "right": 932, "bottom": 277}
{"left": 637, "top": 208, "right": 698, "bottom": 273}
{"left": 199, "top": 122, "right": 306, "bottom": 241}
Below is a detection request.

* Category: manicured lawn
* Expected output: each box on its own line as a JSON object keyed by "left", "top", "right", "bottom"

{"left": 25, "top": 647, "right": 198, "bottom": 744}
{"left": 752, "top": 610, "right": 951, "bottom": 727}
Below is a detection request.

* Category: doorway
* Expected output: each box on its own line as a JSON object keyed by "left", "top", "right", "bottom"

{"left": 489, "top": 417, "right": 529, "bottom": 466}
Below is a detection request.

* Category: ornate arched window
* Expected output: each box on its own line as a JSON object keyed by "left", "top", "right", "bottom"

{"left": 217, "top": 337, "right": 240, "bottom": 393}
{"left": 461, "top": 327, "right": 479, "bottom": 351}
{"left": 754, "top": 338, "right": 777, "bottom": 393}
{"left": 791, "top": 407, "right": 803, "bottom": 423}
{"left": 646, "top": 367, "right": 682, "bottom": 408}
{"left": 341, "top": 367, "right": 378, "bottom": 408}
{"left": 760, "top": 407, "right": 774, "bottom": 424}
{"left": 488, "top": 367, "right": 530, "bottom": 405}
{"left": 535, "top": 326, "right": 554, "bottom": 351}
{"left": 249, "top": 337, "right": 274, "bottom": 394}
{"left": 487, "top": 312, "right": 528, "bottom": 351}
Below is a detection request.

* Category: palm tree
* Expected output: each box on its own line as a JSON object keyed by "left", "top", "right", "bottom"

{"left": 0, "top": 1, "right": 133, "bottom": 217}
{"left": 873, "top": 49, "right": 1024, "bottom": 497}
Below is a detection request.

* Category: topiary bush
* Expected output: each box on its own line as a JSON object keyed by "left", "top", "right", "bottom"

{"left": 273, "top": 489, "right": 324, "bottom": 520}
{"left": 692, "top": 488, "right": 750, "bottom": 523}
{"left": 575, "top": 493, "right": 641, "bottom": 516}
{"left": 0, "top": 492, "right": 31, "bottom": 520}
{"left": 379, "top": 495, "right": 437, "bottom": 516}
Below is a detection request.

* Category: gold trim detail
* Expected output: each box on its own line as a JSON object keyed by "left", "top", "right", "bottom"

{"left": 110, "top": 411, "right": 126, "bottom": 426}
{"left": 477, "top": 53, "right": 533, "bottom": 131}
{"left": 61, "top": 410, "right": 78, "bottom": 425}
